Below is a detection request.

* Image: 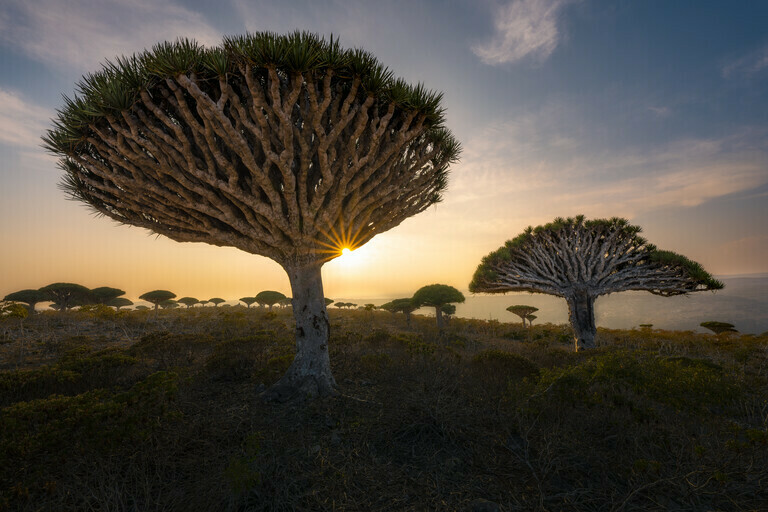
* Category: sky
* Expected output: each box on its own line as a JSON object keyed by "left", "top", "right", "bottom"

{"left": 1, "top": 0, "right": 767, "bottom": 303}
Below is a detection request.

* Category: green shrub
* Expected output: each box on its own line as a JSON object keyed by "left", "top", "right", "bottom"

{"left": 129, "top": 331, "right": 213, "bottom": 369}
{"left": 393, "top": 333, "right": 435, "bottom": 355}
{"left": 0, "top": 366, "right": 81, "bottom": 407}
{"left": 502, "top": 331, "right": 525, "bottom": 341}
{"left": 0, "top": 347, "right": 140, "bottom": 406}
{"left": 76, "top": 303, "right": 122, "bottom": 320}
{"left": 205, "top": 333, "right": 279, "bottom": 381}
{"left": 360, "top": 353, "right": 393, "bottom": 372}
{"left": 364, "top": 329, "right": 392, "bottom": 347}
{"left": 57, "top": 346, "right": 139, "bottom": 387}
{"left": 1, "top": 371, "right": 179, "bottom": 461}
{"left": 468, "top": 349, "right": 540, "bottom": 393}
{"left": 471, "top": 349, "right": 539, "bottom": 377}
{"left": 527, "top": 350, "right": 740, "bottom": 414}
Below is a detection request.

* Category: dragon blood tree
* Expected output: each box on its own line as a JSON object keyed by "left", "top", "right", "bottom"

{"left": 469, "top": 216, "right": 723, "bottom": 351}
{"left": 44, "top": 33, "right": 460, "bottom": 401}
{"left": 506, "top": 305, "right": 538, "bottom": 327}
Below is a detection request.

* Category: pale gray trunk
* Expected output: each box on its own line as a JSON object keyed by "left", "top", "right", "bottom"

{"left": 566, "top": 290, "right": 596, "bottom": 351}
{"left": 261, "top": 261, "right": 336, "bottom": 402}
{"left": 435, "top": 306, "right": 444, "bottom": 330}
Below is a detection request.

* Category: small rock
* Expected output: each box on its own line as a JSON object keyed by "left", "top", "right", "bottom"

{"left": 343, "top": 378, "right": 354, "bottom": 385}
{"left": 360, "top": 380, "right": 373, "bottom": 386}
{"left": 255, "top": 383, "right": 266, "bottom": 393}
{"left": 330, "top": 430, "right": 341, "bottom": 446}
{"left": 310, "top": 444, "right": 322, "bottom": 454}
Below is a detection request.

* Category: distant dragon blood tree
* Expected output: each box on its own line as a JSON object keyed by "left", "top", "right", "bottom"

{"left": 178, "top": 297, "right": 200, "bottom": 308}
{"left": 381, "top": 298, "right": 417, "bottom": 327}
{"left": 412, "top": 284, "right": 465, "bottom": 330}
{"left": 239, "top": 297, "right": 257, "bottom": 308}
{"left": 700, "top": 321, "right": 738, "bottom": 336}
{"left": 470, "top": 216, "right": 723, "bottom": 351}
{"left": 139, "top": 290, "right": 176, "bottom": 311}
{"left": 506, "top": 305, "right": 538, "bottom": 327}
{"left": 255, "top": 290, "right": 286, "bottom": 311}
{"left": 44, "top": 32, "right": 460, "bottom": 401}
{"left": 39, "top": 283, "right": 92, "bottom": 311}
{"left": 3, "top": 290, "right": 47, "bottom": 314}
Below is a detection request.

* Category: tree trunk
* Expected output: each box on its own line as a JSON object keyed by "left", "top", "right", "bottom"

{"left": 435, "top": 306, "right": 443, "bottom": 330}
{"left": 405, "top": 311, "right": 411, "bottom": 328}
{"left": 262, "top": 261, "right": 336, "bottom": 402}
{"left": 566, "top": 290, "right": 597, "bottom": 351}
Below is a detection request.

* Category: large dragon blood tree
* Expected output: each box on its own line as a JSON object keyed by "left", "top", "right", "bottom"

{"left": 469, "top": 216, "right": 722, "bottom": 351}
{"left": 44, "top": 33, "right": 461, "bottom": 401}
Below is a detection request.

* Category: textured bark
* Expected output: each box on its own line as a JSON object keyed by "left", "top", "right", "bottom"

{"left": 60, "top": 69, "right": 450, "bottom": 265}
{"left": 474, "top": 223, "right": 708, "bottom": 297}
{"left": 261, "top": 261, "right": 336, "bottom": 402}
{"left": 566, "top": 291, "right": 596, "bottom": 351}
{"left": 50, "top": 41, "right": 459, "bottom": 403}
{"left": 434, "top": 307, "right": 444, "bottom": 330}
{"left": 470, "top": 217, "right": 721, "bottom": 352}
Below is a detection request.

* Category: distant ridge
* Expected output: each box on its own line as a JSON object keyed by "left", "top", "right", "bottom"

{"left": 714, "top": 272, "right": 768, "bottom": 279}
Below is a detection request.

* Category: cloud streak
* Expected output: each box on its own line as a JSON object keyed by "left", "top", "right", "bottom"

{"left": 448, "top": 109, "right": 768, "bottom": 220}
{"left": 0, "top": 88, "right": 51, "bottom": 149}
{"left": 0, "top": 0, "right": 221, "bottom": 72}
{"left": 722, "top": 44, "right": 768, "bottom": 78}
{"left": 472, "top": 0, "right": 573, "bottom": 65}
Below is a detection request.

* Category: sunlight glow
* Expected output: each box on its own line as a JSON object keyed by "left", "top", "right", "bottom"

{"left": 314, "top": 214, "right": 371, "bottom": 262}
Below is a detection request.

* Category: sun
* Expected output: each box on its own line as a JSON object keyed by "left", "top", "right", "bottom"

{"left": 331, "top": 244, "right": 371, "bottom": 268}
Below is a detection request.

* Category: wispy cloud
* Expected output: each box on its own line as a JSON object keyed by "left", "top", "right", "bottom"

{"left": 647, "top": 106, "right": 671, "bottom": 117}
{"left": 0, "top": 0, "right": 221, "bottom": 72}
{"left": 472, "top": 0, "right": 574, "bottom": 66}
{"left": 0, "top": 88, "right": 51, "bottom": 149}
{"left": 448, "top": 107, "right": 768, "bottom": 220}
{"left": 722, "top": 44, "right": 768, "bottom": 78}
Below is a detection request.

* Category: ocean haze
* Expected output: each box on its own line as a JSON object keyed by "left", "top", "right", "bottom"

{"left": 337, "top": 274, "right": 768, "bottom": 335}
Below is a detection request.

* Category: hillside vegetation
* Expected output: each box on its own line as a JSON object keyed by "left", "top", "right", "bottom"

{"left": 1, "top": 307, "right": 766, "bottom": 511}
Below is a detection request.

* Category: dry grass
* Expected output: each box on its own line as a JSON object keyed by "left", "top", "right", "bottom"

{"left": 1, "top": 307, "right": 767, "bottom": 511}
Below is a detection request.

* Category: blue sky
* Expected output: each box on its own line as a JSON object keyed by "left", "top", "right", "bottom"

{"left": 1, "top": 0, "right": 767, "bottom": 300}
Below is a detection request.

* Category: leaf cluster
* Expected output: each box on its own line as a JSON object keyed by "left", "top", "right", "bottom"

{"left": 412, "top": 284, "right": 465, "bottom": 308}
{"left": 380, "top": 298, "right": 417, "bottom": 314}
{"left": 506, "top": 305, "right": 538, "bottom": 317}
{"left": 254, "top": 291, "right": 286, "bottom": 307}
{"left": 649, "top": 250, "right": 724, "bottom": 290}
{"left": 43, "top": 31, "right": 457, "bottom": 159}
{"left": 700, "top": 321, "right": 738, "bottom": 335}
{"left": 469, "top": 215, "right": 722, "bottom": 295}
{"left": 139, "top": 290, "right": 176, "bottom": 305}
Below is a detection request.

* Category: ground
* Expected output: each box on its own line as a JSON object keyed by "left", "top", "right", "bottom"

{"left": 1, "top": 306, "right": 767, "bottom": 511}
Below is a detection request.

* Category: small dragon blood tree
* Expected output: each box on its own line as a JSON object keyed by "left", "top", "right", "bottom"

{"left": 506, "top": 305, "right": 538, "bottom": 327}
{"left": 44, "top": 32, "right": 460, "bottom": 401}
{"left": 469, "top": 216, "right": 723, "bottom": 351}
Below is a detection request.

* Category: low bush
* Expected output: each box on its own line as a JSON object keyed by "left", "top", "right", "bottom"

{"left": 1, "top": 371, "right": 179, "bottom": 500}
{"left": 526, "top": 350, "right": 740, "bottom": 414}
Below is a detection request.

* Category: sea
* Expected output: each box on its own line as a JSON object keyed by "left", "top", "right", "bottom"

{"left": 336, "top": 274, "right": 768, "bottom": 335}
